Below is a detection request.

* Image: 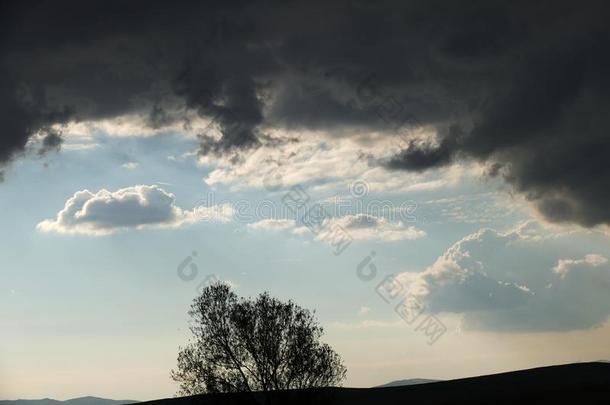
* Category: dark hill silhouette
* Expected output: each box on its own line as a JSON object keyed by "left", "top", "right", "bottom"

{"left": 140, "top": 362, "right": 610, "bottom": 405}
{"left": 375, "top": 378, "right": 439, "bottom": 388}
{"left": 0, "top": 397, "right": 138, "bottom": 405}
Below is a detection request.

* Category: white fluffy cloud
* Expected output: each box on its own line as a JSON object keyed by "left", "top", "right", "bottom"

{"left": 121, "top": 162, "right": 139, "bottom": 170}
{"left": 247, "top": 218, "right": 298, "bottom": 232}
{"left": 553, "top": 254, "right": 608, "bottom": 279}
{"left": 357, "top": 306, "right": 372, "bottom": 316}
{"left": 319, "top": 214, "right": 425, "bottom": 241}
{"left": 397, "top": 222, "right": 610, "bottom": 332}
{"left": 37, "top": 185, "right": 233, "bottom": 236}
{"left": 247, "top": 214, "right": 425, "bottom": 242}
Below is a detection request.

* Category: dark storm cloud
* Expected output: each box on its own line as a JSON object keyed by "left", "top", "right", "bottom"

{"left": 37, "top": 127, "right": 63, "bottom": 156}
{"left": 1, "top": 0, "right": 609, "bottom": 226}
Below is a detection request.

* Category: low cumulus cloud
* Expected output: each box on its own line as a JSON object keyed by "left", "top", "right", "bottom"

{"left": 247, "top": 219, "right": 298, "bottom": 233}
{"left": 248, "top": 214, "right": 425, "bottom": 242}
{"left": 553, "top": 254, "right": 609, "bottom": 279}
{"left": 37, "top": 185, "right": 233, "bottom": 235}
{"left": 321, "top": 214, "right": 425, "bottom": 241}
{"left": 397, "top": 222, "right": 610, "bottom": 332}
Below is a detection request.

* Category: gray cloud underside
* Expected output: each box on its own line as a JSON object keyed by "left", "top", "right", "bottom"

{"left": 2, "top": 0, "right": 610, "bottom": 226}
{"left": 37, "top": 185, "right": 187, "bottom": 235}
{"left": 398, "top": 224, "right": 610, "bottom": 332}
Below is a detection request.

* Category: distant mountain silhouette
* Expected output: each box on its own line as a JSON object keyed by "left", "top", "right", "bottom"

{"left": 376, "top": 378, "right": 439, "bottom": 388}
{"left": 0, "top": 397, "right": 138, "bottom": 405}
{"left": 139, "top": 362, "right": 610, "bottom": 404}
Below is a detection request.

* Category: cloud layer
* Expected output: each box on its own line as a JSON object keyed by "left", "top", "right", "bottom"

{"left": 2, "top": 1, "right": 610, "bottom": 227}
{"left": 397, "top": 222, "right": 610, "bottom": 332}
{"left": 248, "top": 214, "right": 425, "bottom": 242}
{"left": 38, "top": 185, "right": 232, "bottom": 235}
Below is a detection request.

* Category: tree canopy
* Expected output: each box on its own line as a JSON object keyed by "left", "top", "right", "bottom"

{"left": 171, "top": 283, "right": 346, "bottom": 395}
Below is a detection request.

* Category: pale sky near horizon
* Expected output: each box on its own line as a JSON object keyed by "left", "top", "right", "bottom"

{"left": 2, "top": 1, "right": 610, "bottom": 401}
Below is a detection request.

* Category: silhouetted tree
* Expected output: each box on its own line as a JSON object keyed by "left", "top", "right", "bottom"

{"left": 171, "top": 283, "right": 347, "bottom": 395}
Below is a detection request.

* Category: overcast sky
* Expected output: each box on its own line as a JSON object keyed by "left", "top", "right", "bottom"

{"left": 2, "top": 0, "right": 610, "bottom": 400}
